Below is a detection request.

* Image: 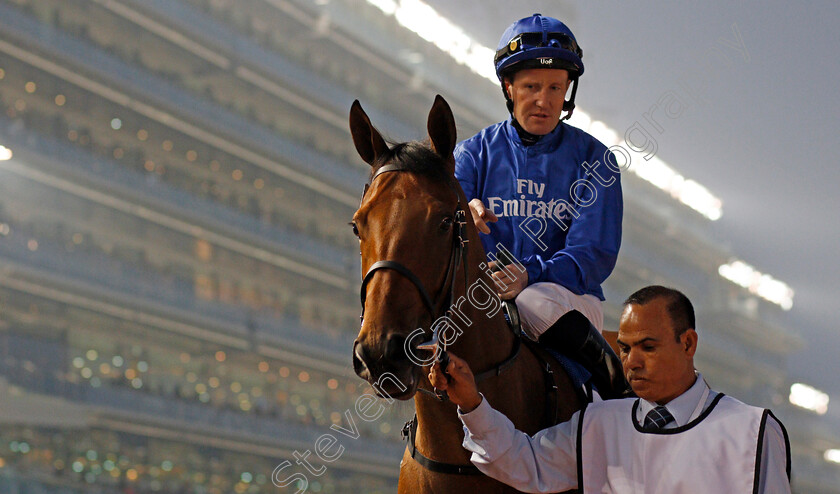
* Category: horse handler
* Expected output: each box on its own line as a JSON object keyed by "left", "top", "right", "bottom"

{"left": 454, "top": 13, "right": 628, "bottom": 399}
{"left": 430, "top": 286, "right": 792, "bottom": 493}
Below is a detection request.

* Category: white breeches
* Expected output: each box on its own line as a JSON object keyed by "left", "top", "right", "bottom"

{"left": 515, "top": 282, "right": 604, "bottom": 340}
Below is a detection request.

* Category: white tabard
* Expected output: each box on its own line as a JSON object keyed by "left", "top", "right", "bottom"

{"left": 577, "top": 394, "right": 778, "bottom": 493}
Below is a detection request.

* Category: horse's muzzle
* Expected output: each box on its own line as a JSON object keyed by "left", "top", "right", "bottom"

{"left": 353, "top": 335, "right": 418, "bottom": 399}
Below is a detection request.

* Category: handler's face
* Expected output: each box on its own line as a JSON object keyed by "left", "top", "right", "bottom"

{"left": 617, "top": 298, "right": 698, "bottom": 405}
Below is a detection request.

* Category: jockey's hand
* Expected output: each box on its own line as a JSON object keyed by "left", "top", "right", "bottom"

{"left": 488, "top": 260, "right": 529, "bottom": 300}
{"left": 468, "top": 199, "right": 498, "bottom": 234}
{"left": 428, "top": 352, "right": 482, "bottom": 413}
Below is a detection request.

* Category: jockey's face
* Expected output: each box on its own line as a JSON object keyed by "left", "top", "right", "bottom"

{"left": 504, "top": 68, "right": 571, "bottom": 136}
{"left": 617, "top": 297, "right": 698, "bottom": 405}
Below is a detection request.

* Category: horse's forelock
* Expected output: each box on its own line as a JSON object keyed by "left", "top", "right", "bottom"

{"left": 369, "top": 140, "right": 449, "bottom": 184}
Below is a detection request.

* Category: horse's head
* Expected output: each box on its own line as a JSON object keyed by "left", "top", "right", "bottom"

{"left": 349, "top": 96, "right": 462, "bottom": 400}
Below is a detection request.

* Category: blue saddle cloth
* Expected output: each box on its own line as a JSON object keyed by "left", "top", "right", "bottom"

{"left": 543, "top": 346, "right": 593, "bottom": 402}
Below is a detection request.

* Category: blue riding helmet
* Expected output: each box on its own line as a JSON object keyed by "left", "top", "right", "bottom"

{"left": 495, "top": 13, "right": 584, "bottom": 79}
{"left": 495, "top": 14, "right": 584, "bottom": 118}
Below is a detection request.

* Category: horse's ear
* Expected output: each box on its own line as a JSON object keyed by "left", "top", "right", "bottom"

{"left": 427, "top": 95, "right": 457, "bottom": 170}
{"left": 349, "top": 99, "right": 389, "bottom": 167}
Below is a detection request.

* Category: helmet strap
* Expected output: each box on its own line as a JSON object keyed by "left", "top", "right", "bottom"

{"left": 501, "top": 79, "right": 514, "bottom": 114}
{"left": 561, "top": 77, "right": 579, "bottom": 121}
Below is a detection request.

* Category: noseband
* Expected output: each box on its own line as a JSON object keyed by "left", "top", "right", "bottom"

{"left": 358, "top": 163, "right": 469, "bottom": 353}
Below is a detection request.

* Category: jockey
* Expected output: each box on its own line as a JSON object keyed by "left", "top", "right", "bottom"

{"left": 454, "top": 14, "right": 631, "bottom": 399}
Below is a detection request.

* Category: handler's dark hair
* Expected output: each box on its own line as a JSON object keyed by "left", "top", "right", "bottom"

{"left": 623, "top": 285, "right": 695, "bottom": 341}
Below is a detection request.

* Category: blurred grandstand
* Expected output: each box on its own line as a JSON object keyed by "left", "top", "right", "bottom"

{"left": 0, "top": 0, "right": 836, "bottom": 492}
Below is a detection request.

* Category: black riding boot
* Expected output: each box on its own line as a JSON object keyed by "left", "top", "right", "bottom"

{"left": 537, "top": 310, "right": 635, "bottom": 400}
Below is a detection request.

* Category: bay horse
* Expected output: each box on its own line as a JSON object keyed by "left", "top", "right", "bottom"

{"left": 350, "top": 95, "right": 582, "bottom": 493}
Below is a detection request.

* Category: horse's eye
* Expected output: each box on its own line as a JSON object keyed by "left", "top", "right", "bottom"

{"left": 440, "top": 217, "right": 454, "bottom": 231}
{"left": 349, "top": 221, "right": 360, "bottom": 237}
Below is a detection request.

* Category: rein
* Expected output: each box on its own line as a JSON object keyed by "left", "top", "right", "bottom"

{"left": 401, "top": 304, "right": 565, "bottom": 477}
{"left": 400, "top": 324, "right": 525, "bottom": 476}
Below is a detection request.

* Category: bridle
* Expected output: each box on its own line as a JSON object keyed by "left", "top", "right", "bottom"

{"left": 358, "top": 161, "right": 524, "bottom": 391}
{"left": 358, "top": 162, "right": 470, "bottom": 366}
{"left": 356, "top": 160, "right": 529, "bottom": 476}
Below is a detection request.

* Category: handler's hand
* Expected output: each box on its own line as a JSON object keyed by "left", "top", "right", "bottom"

{"left": 428, "top": 352, "right": 482, "bottom": 413}
{"left": 488, "top": 260, "right": 528, "bottom": 300}
{"left": 468, "top": 199, "right": 498, "bottom": 234}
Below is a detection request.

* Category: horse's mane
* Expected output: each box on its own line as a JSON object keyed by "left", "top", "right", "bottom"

{"left": 369, "top": 140, "right": 450, "bottom": 184}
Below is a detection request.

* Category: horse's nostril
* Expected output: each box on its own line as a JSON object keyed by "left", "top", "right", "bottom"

{"left": 385, "top": 334, "right": 407, "bottom": 363}
{"left": 353, "top": 341, "right": 369, "bottom": 377}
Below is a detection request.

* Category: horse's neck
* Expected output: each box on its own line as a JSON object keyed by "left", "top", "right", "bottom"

{"left": 449, "top": 253, "right": 514, "bottom": 372}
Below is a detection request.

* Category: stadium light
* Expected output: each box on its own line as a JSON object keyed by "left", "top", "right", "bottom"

{"left": 0, "top": 145, "right": 12, "bottom": 161}
{"left": 719, "top": 260, "right": 794, "bottom": 310}
{"left": 789, "top": 383, "right": 829, "bottom": 415}
{"left": 368, "top": 0, "right": 496, "bottom": 82}
{"left": 825, "top": 449, "right": 840, "bottom": 464}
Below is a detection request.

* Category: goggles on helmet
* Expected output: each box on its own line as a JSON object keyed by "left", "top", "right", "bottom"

{"left": 494, "top": 31, "right": 583, "bottom": 67}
